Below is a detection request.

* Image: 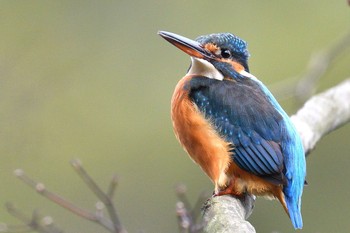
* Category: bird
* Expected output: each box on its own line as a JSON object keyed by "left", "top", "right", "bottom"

{"left": 158, "top": 30, "right": 306, "bottom": 229}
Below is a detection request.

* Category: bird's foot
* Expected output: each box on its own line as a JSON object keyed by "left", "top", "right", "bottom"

{"left": 214, "top": 188, "right": 245, "bottom": 198}
{"left": 213, "top": 179, "right": 245, "bottom": 198}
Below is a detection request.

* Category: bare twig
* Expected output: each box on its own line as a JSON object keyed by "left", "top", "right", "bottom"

{"left": 107, "top": 175, "right": 119, "bottom": 199}
{"left": 13, "top": 169, "right": 99, "bottom": 222}
{"left": 270, "top": 30, "right": 350, "bottom": 102}
{"left": 176, "top": 201, "right": 191, "bottom": 233}
{"left": 4, "top": 162, "right": 127, "bottom": 233}
{"left": 13, "top": 169, "right": 115, "bottom": 232}
{"left": 3, "top": 204, "right": 63, "bottom": 233}
{"left": 70, "top": 159, "right": 126, "bottom": 233}
{"left": 175, "top": 185, "right": 209, "bottom": 233}
{"left": 175, "top": 185, "right": 193, "bottom": 218}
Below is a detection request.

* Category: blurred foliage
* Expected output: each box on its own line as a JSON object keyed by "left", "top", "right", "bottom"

{"left": 0, "top": 1, "right": 349, "bottom": 233}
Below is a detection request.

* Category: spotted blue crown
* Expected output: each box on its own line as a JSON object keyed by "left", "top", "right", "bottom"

{"left": 195, "top": 33, "right": 250, "bottom": 60}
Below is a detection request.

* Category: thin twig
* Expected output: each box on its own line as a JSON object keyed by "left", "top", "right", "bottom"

{"left": 14, "top": 169, "right": 101, "bottom": 221}
{"left": 175, "top": 184, "right": 193, "bottom": 218}
{"left": 176, "top": 201, "right": 191, "bottom": 233}
{"left": 13, "top": 168, "right": 117, "bottom": 232}
{"left": 4, "top": 204, "right": 60, "bottom": 233}
{"left": 4, "top": 162, "right": 128, "bottom": 233}
{"left": 40, "top": 216, "right": 63, "bottom": 233}
{"left": 270, "top": 30, "right": 350, "bottom": 102}
{"left": 295, "top": 30, "right": 350, "bottom": 101}
{"left": 175, "top": 184, "right": 194, "bottom": 232}
{"left": 70, "top": 159, "right": 126, "bottom": 233}
{"left": 107, "top": 174, "right": 119, "bottom": 199}
{"left": 5, "top": 203, "right": 32, "bottom": 228}
{"left": 175, "top": 185, "right": 209, "bottom": 233}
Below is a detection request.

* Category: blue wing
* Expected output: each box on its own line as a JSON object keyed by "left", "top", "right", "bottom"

{"left": 188, "top": 76, "right": 286, "bottom": 184}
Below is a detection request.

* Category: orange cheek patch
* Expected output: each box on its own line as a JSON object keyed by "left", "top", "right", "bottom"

{"left": 220, "top": 59, "right": 244, "bottom": 73}
{"left": 231, "top": 61, "right": 244, "bottom": 72}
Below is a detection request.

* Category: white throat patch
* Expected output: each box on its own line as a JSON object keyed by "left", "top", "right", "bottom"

{"left": 186, "top": 57, "right": 224, "bottom": 81}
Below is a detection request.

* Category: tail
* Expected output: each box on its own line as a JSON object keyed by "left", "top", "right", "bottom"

{"left": 285, "top": 194, "right": 303, "bottom": 229}
{"left": 275, "top": 189, "right": 303, "bottom": 229}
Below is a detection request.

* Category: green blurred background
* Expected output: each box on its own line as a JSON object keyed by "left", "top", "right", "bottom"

{"left": 0, "top": 1, "right": 349, "bottom": 232}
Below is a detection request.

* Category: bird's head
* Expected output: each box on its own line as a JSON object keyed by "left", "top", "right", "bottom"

{"left": 158, "top": 31, "right": 255, "bottom": 81}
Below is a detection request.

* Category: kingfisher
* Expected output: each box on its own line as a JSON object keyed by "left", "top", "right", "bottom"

{"left": 158, "top": 31, "right": 306, "bottom": 229}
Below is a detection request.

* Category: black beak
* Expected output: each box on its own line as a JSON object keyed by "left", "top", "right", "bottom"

{"left": 158, "top": 31, "right": 214, "bottom": 60}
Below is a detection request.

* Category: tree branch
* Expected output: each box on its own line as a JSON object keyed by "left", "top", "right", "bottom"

{"left": 203, "top": 79, "right": 350, "bottom": 233}
{"left": 203, "top": 195, "right": 255, "bottom": 233}
{"left": 175, "top": 184, "right": 209, "bottom": 233}
{"left": 269, "top": 29, "right": 350, "bottom": 102}
{"left": 3, "top": 203, "right": 63, "bottom": 233}
{"left": 70, "top": 159, "right": 126, "bottom": 233}
{"left": 3, "top": 161, "right": 128, "bottom": 233}
{"left": 291, "top": 79, "right": 350, "bottom": 155}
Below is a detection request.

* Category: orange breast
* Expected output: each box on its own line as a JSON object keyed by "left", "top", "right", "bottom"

{"left": 171, "top": 75, "right": 232, "bottom": 192}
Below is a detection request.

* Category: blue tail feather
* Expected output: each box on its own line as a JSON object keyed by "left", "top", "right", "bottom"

{"left": 285, "top": 194, "right": 303, "bottom": 229}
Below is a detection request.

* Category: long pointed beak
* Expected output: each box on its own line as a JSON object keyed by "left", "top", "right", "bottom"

{"left": 158, "top": 31, "right": 215, "bottom": 60}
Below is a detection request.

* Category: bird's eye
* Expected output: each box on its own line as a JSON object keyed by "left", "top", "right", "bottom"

{"left": 221, "top": 49, "right": 231, "bottom": 59}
